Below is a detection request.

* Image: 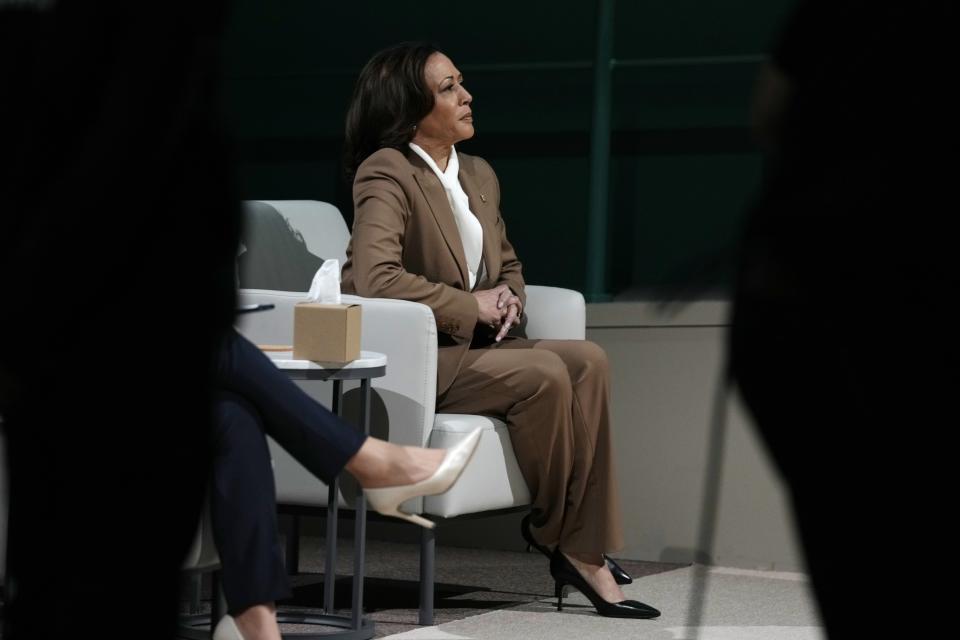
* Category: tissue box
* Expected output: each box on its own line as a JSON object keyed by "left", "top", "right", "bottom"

{"left": 292, "top": 303, "right": 361, "bottom": 363}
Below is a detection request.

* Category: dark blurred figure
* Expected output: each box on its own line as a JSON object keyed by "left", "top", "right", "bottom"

{"left": 0, "top": 2, "right": 238, "bottom": 639}
{"left": 731, "top": 0, "right": 957, "bottom": 635}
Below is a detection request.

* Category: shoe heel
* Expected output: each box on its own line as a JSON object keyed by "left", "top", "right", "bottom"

{"left": 376, "top": 505, "right": 435, "bottom": 529}
{"left": 394, "top": 512, "right": 435, "bottom": 529}
{"left": 554, "top": 580, "right": 564, "bottom": 611}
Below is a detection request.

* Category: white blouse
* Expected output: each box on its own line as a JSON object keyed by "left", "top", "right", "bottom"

{"left": 408, "top": 142, "right": 484, "bottom": 290}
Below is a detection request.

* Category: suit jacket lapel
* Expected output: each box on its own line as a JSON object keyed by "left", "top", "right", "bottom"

{"left": 409, "top": 152, "right": 470, "bottom": 288}
{"left": 459, "top": 161, "right": 500, "bottom": 284}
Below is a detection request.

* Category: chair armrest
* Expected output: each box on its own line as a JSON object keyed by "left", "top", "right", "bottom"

{"left": 236, "top": 290, "right": 438, "bottom": 511}
{"left": 340, "top": 294, "right": 438, "bottom": 449}
{"left": 236, "top": 289, "right": 438, "bottom": 449}
{"left": 235, "top": 289, "right": 302, "bottom": 344}
{"left": 338, "top": 294, "right": 438, "bottom": 515}
{"left": 523, "top": 285, "right": 586, "bottom": 340}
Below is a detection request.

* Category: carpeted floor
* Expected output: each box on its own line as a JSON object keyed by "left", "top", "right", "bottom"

{"left": 183, "top": 536, "right": 682, "bottom": 638}
{"left": 183, "top": 537, "right": 823, "bottom": 639}
{"left": 383, "top": 565, "right": 824, "bottom": 640}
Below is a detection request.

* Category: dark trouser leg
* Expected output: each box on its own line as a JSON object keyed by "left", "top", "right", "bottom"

{"left": 210, "top": 393, "right": 292, "bottom": 613}
{"left": 215, "top": 329, "right": 365, "bottom": 483}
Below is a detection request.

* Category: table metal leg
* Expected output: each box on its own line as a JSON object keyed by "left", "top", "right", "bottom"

{"left": 286, "top": 512, "right": 301, "bottom": 574}
{"left": 351, "top": 378, "right": 371, "bottom": 629}
{"left": 419, "top": 526, "right": 436, "bottom": 625}
{"left": 187, "top": 573, "right": 202, "bottom": 614}
{"left": 260, "top": 364, "right": 379, "bottom": 640}
{"left": 324, "top": 379, "right": 343, "bottom": 614}
{"left": 211, "top": 571, "right": 227, "bottom": 625}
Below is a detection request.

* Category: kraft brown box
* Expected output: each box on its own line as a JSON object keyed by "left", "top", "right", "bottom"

{"left": 292, "top": 303, "right": 361, "bottom": 363}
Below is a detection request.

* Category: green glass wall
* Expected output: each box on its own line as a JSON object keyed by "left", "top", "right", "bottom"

{"left": 222, "top": 0, "right": 795, "bottom": 298}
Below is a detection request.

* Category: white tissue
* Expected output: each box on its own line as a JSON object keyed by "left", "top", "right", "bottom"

{"left": 306, "top": 259, "right": 341, "bottom": 304}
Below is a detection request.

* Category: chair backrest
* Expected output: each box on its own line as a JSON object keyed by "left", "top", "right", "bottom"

{"left": 238, "top": 200, "right": 350, "bottom": 292}
{"left": 256, "top": 200, "right": 350, "bottom": 264}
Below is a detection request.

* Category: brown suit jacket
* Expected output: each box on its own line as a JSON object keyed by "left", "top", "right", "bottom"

{"left": 341, "top": 147, "right": 526, "bottom": 396}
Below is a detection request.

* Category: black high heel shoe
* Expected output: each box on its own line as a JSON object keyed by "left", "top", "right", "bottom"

{"left": 603, "top": 555, "right": 633, "bottom": 585}
{"left": 521, "top": 513, "right": 633, "bottom": 585}
{"left": 550, "top": 548, "right": 660, "bottom": 619}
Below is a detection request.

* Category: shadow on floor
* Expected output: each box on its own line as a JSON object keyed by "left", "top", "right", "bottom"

{"left": 285, "top": 574, "right": 528, "bottom": 613}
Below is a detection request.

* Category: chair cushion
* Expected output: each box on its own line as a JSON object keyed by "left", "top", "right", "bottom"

{"left": 423, "top": 414, "right": 531, "bottom": 518}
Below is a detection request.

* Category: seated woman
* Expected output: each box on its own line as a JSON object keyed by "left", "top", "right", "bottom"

{"left": 208, "top": 329, "right": 481, "bottom": 640}
{"left": 340, "top": 42, "right": 659, "bottom": 619}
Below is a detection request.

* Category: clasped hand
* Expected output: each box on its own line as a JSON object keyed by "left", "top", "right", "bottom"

{"left": 473, "top": 284, "right": 521, "bottom": 342}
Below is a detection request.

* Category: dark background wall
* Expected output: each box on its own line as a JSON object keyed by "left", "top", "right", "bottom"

{"left": 222, "top": 0, "right": 795, "bottom": 297}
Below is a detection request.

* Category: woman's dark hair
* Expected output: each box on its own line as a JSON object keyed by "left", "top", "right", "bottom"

{"left": 343, "top": 42, "right": 441, "bottom": 182}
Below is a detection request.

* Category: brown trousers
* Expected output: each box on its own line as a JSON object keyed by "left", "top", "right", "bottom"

{"left": 437, "top": 338, "right": 624, "bottom": 554}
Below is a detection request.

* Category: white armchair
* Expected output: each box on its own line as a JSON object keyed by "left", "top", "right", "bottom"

{"left": 236, "top": 200, "right": 586, "bottom": 624}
